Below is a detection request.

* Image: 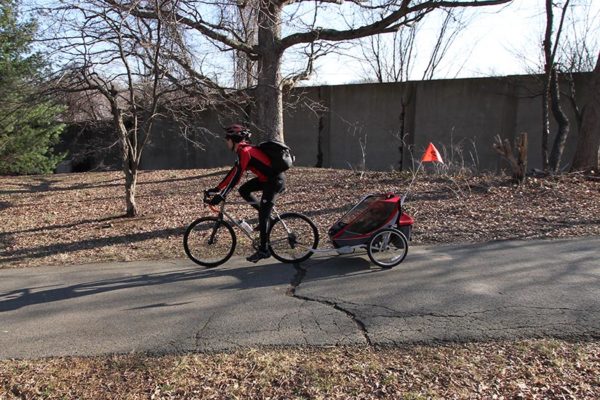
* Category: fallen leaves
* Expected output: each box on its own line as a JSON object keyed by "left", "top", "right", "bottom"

{"left": 1, "top": 168, "right": 599, "bottom": 269}
{"left": 1, "top": 340, "right": 598, "bottom": 399}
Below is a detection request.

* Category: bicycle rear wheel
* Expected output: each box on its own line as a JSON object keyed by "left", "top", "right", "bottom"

{"left": 183, "top": 217, "right": 236, "bottom": 267}
{"left": 268, "top": 212, "right": 319, "bottom": 263}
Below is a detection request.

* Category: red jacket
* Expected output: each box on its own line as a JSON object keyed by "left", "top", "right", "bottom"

{"left": 217, "top": 142, "right": 273, "bottom": 196}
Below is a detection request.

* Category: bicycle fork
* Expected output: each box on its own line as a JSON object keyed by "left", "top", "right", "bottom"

{"left": 208, "top": 216, "right": 224, "bottom": 245}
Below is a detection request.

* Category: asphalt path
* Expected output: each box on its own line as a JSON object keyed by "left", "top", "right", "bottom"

{"left": 1, "top": 237, "right": 598, "bottom": 359}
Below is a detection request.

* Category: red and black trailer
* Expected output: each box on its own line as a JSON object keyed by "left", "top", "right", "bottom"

{"left": 318, "top": 193, "right": 413, "bottom": 268}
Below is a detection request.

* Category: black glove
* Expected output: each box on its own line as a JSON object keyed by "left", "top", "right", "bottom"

{"left": 208, "top": 193, "right": 225, "bottom": 206}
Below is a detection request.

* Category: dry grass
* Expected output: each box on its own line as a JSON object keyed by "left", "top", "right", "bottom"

{"left": 1, "top": 340, "right": 599, "bottom": 399}
{"left": 1, "top": 168, "right": 599, "bottom": 398}
{"left": 1, "top": 168, "right": 599, "bottom": 269}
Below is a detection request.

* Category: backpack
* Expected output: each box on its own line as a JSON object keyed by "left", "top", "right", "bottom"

{"left": 257, "top": 140, "right": 294, "bottom": 174}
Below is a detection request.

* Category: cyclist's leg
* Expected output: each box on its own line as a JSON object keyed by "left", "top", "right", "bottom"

{"left": 238, "top": 177, "right": 261, "bottom": 211}
{"left": 258, "top": 174, "right": 285, "bottom": 249}
{"left": 248, "top": 174, "right": 285, "bottom": 262}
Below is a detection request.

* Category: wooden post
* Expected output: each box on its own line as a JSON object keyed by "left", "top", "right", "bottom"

{"left": 493, "top": 132, "right": 528, "bottom": 184}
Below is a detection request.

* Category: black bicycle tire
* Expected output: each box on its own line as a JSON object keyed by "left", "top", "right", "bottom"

{"left": 367, "top": 228, "right": 408, "bottom": 268}
{"left": 183, "top": 216, "right": 236, "bottom": 267}
{"left": 268, "top": 212, "right": 319, "bottom": 263}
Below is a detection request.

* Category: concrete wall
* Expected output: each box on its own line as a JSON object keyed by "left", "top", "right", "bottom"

{"left": 137, "top": 73, "right": 592, "bottom": 172}
{"left": 413, "top": 77, "right": 515, "bottom": 171}
{"left": 282, "top": 87, "right": 322, "bottom": 168}
{"left": 140, "top": 110, "right": 237, "bottom": 170}
{"left": 327, "top": 83, "right": 407, "bottom": 170}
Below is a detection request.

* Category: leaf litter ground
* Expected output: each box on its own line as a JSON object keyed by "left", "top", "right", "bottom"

{"left": 1, "top": 168, "right": 599, "bottom": 398}
{"left": 1, "top": 168, "right": 599, "bottom": 269}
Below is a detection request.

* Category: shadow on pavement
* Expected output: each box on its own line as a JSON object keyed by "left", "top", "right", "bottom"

{"left": 0, "top": 255, "right": 375, "bottom": 313}
{"left": 3, "top": 238, "right": 598, "bottom": 318}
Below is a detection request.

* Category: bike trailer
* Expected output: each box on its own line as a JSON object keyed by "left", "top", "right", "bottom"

{"left": 328, "top": 193, "right": 414, "bottom": 248}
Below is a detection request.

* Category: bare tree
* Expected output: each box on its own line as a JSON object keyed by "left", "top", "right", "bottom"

{"left": 542, "top": 0, "right": 571, "bottom": 173}
{"left": 43, "top": 0, "right": 211, "bottom": 216}
{"left": 510, "top": 0, "right": 598, "bottom": 172}
{"left": 103, "top": 0, "right": 512, "bottom": 143}
{"left": 359, "top": 8, "right": 467, "bottom": 83}
{"left": 571, "top": 51, "right": 600, "bottom": 171}
{"left": 560, "top": 0, "right": 599, "bottom": 73}
{"left": 359, "top": 20, "right": 418, "bottom": 83}
{"left": 563, "top": 3, "right": 600, "bottom": 171}
{"left": 231, "top": 1, "right": 259, "bottom": 89}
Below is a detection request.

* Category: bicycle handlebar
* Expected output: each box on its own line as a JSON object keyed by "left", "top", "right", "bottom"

{"left": 203, "top": 190, "right": 223, "bottom": 213}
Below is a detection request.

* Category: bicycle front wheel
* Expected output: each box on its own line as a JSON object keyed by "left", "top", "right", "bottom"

{"left": 268, "top": 212, "right": 319, "bottom": 263}
{"left": 183, "top": 217, "right": 236, "bottom": 267}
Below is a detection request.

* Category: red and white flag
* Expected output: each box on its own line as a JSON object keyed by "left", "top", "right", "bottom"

{"left": 421, "top": 142, "right": 444, "bottom": 163}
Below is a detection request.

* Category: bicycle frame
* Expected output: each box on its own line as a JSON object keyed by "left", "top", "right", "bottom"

{"left": 205, "top": 196, "right": 289, "bottom": 243}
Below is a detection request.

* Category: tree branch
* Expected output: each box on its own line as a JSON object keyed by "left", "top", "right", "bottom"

{"left": 280, "top": 0, "right": 510, "bottom": 49}
{"left": 101, "top": 0, "right": 258, "bottom": 56}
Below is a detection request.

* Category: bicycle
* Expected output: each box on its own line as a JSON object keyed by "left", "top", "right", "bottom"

{"left": 183, "top": 191, "right": 320, "bottom": 267}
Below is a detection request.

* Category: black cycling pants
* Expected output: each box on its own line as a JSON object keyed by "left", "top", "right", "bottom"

{"left": 238, "top": 174, "right": 285, "bottom": 251}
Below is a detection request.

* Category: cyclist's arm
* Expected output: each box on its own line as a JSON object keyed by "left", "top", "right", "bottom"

{"left": 217, "top": 151, "right": 249, "bottom": 196}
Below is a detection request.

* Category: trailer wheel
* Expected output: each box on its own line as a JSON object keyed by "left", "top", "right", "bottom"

{"left": 367, "top": 228, "right": 408, "bottom": 268}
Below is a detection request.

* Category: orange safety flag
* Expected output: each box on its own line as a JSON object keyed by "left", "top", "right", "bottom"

{"left": 421, "top": 142, "right": 444, "bottom": 163}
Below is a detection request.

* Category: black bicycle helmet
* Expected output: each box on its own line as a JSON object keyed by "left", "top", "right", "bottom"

{"left": 224, "top": 124, "right": 251, "bottom": 143}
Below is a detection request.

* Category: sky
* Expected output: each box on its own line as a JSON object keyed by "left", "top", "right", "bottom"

{"left": 305, "top": 0, "right": 600, "bottom": 86}
{"left": 23, "top": 0, "right": 599, "bottom": 88}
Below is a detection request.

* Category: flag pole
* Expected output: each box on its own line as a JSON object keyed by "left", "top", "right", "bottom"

{"left": 401, "top": 142, "right": 442, "bottom": 206}
{"left": 402, "top": 159, "right": 423, "bottom": 206}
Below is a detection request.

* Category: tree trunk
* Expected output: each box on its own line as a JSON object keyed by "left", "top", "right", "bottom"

{"left": 542, "top": 84, "right": 551, "bottom": 171}
{"left": 542, "top": 0, "right": 571, "bottom": 173}
{"left": 113, "top": 108, "right": 138, "bottom": 217}
{"left": 124, "top": 164, "right": 137, "bottom": 217}
{"left": 541, "top": 0, "right": 553, "bottom": 172}
{"left": 571, "top": 52, "right": 600, "bottom": 171}
{"left": 256, "top": 1, "right": 284, "bottom": 142}
{"left": 548, "top": 68, "right": 571, "bottom": 173}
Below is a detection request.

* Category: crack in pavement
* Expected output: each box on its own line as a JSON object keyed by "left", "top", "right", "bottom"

{"left": 195, "top": 312, "right": 217, "bottom": 349}
{"left": 284, "top": 263, "right": 599, "bottom": 346}
{"left": 287, "top": 262, "right": 373, "bottom": 347}
{"left": 187, "top": 257, "right": 598, "bottom": 350}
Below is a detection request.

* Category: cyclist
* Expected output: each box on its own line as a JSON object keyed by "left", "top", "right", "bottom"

{"left": 207, "top": 124, "right": 286, "bottom": 263}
